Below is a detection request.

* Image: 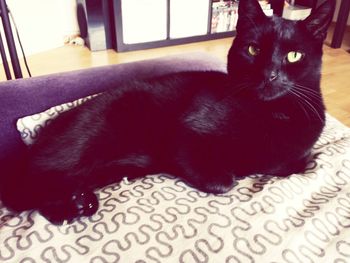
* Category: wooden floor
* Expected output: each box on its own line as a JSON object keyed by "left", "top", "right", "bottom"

{"left": 2, "top": 26, "right": 350, "bottom": 126}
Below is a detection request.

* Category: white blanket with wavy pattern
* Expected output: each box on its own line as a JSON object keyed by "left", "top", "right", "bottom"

{"left": 1, "top": 113, "right": 350, "bottom": 263}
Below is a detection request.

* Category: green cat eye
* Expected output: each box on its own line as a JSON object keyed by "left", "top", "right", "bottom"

{"left": 286, "top": 51, "right": 304, "bottom": 63}
{"left": 248, "top": 45, "right": 260, "bottom": 56}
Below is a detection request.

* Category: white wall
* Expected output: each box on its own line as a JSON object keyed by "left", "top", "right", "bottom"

{"left": 3, "top": 0, "right": 79, "bottom": 56}
{"left": 1, "top": 0, "right": 348, "bottom": 58}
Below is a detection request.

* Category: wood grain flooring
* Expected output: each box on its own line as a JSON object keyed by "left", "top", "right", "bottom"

{"left": 2, "top": 25, "right": 350, "bottom": 126}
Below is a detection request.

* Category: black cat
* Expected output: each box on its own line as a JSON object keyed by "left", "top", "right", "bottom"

{"left": 1, "top": 0, "right": 335, "bottom": 224}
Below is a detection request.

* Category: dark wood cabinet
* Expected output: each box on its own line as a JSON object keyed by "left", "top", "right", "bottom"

{"left": 78, "top": 0, "right": 348, "bottom": 52}
{"left": 77, "top": 0, "right": 115, "bottom": 51}
{"left": 113, "top": 0, "right": 236, "bottom": 52}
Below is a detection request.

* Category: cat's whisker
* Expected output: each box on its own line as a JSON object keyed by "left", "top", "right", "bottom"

{"left": 293, "top": 84, "right": 323, "bottom": 100}
{"left": 292, "top": 93, "right": 312, "bottom": 122}
{"left": 288, "top": 90, "right": 312, "bottom": 121}
{"left": 294, "top": 83, "right": 316, "bottom": 90}
{"left": 233, "top": 79, "right": 255, "bottom": 92}
{"left": 304, "top": 102, "right": 324, "bottom": 124}
{"left": 228, "top": 83, "right": 250, "bottom": 97}
{"left": 218, "top": 78, "right": 257, "bottom": 104}
{"left": 292, "top": 86, "right": 323, "bottom": 102}
{"left": 293, "top": 84, "right": 321, "bottom": 95}
{"left": 295, "top": 89, "right": 323, "bottom": 103}
{"left": 292, "top": 88, "right": 324, "bottom": 112}
{"left": 289, "top": 89, "right": 324, "bottom": 124}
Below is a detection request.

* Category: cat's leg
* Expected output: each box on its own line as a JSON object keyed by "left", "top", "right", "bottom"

{"left": 37, "top": 156, "right": 155, "bottom": 225}
{"left": 179, "top": 163, "right": 236, "bottom": 194}
{"left": 13, "top": 169, "right": 100, "bottom": 225}
{"left": 25, "top": 138, "right": 157, "bottom": 224}
{"left": 268, "top": 154, "right": 311, "bottom": 177}
{"left": 195, "top": 169, "right": 236, "bottom": 194}
{"left": 1, "top": 168, "right": 99, "bottom": 225}
{"left": 174, "top": 142, "right": 236, "bottom": 194}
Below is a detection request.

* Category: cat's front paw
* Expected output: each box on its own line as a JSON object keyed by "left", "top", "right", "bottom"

{"left": 197, "top": 174, "right": 237, "bottom": 194}
{"left": 71, "top": 191, "right": 99, "bottom": 217}
{"left": 270, "top": 156, "right": 310, "bottom": 177}
{"left": 39, "top": 191, "right": 99, "bottom": 225}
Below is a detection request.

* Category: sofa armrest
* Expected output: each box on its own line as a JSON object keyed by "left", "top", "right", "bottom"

{"left": 0, "top": 52, "right": 226, "bottom": 164}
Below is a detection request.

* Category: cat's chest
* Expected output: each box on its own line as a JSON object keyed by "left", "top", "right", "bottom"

{"left": 254, "top": 111, "right": 297, "bottom": 143}
{"left": 271, "top": 112, "right": 291, "bottom": 121}
{"left": 264, "top": 112, "right": 300, "bottom": 141}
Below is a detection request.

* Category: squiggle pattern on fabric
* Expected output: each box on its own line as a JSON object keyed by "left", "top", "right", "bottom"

{"left": 1, "top": 106, "right": 349, "bottom": 262}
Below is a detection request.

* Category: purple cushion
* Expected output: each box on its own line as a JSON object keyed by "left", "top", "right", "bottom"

{"left": 0, "top": 52, "right": 225, "bottom": 164}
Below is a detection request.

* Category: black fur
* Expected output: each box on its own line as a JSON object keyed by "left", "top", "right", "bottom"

{"left": 1, "top": 0, "right": 335, "bottom": 224}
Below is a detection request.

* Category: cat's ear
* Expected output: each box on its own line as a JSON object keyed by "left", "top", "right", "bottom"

{"left": 236, "top": 0, "right": 267, "bottom": 33}
{"left": 301, "top": 0, "right": 335, "bottom": 40}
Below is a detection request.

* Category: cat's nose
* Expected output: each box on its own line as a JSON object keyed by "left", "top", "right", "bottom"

{"left": 269, "top": 71, "right": 278, "bottom": 82}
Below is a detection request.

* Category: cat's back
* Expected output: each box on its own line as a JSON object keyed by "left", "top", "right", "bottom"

{"left": 30, "top": 70, "right": 230, "bottom": 152}
{"left": 107, "top": 70, "right": 229, "bottom": 104}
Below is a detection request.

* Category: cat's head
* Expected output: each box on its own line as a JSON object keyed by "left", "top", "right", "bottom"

{"left": 227, "top": 0, "right": 335, "bottom": 102}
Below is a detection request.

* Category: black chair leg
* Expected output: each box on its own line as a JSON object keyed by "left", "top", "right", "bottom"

{"left": 0, "top": 0, "right": 22, "bottom": 79}
{"left": 331, "top": 0, "right": 350, "bottom": 49}
{"left": 0, "top": 31, "right": 11, "bottom": 80}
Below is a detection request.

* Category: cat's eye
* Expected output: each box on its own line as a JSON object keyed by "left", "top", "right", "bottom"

{"left": 248, "top": 45, "right": 260, "bottom": 56}
{"left": 286, "top": 51, "right": 304, "bottom": 63}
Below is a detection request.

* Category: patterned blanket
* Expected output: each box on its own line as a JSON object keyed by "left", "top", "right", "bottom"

{"left": 1, "top": 114, "right": 350, "bottom": 263}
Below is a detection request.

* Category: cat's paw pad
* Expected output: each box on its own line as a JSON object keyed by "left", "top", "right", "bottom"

{"left": 39, "top": 191, "right": 99, "bottom": 225}
{"left": 71, "top": 191, "right": 99, "bottom": 217}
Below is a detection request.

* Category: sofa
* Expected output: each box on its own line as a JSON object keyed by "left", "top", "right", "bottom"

{"left": 1, "top": 53, "right": 350, "bottom": 262}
